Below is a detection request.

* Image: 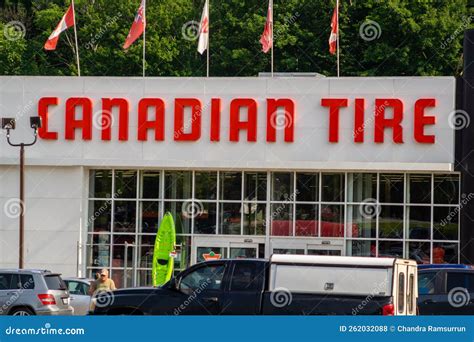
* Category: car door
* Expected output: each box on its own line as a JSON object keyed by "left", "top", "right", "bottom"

{"left": 66, "top": 281, "right": 91, "bottom": 315}
{"left": 0, "top": 273, "right": 21, "bottom": 315}
{"left": 220, "top": 260, "right": 266, "bottom": 315}
{"left": 175, "top": 262, "right": 227, "bottom": 315}
{"left": 418, "top": 271, "right": 444, "bottom": 315}
{"left": 442, "top": 271, "right": 474, "bottom": 315}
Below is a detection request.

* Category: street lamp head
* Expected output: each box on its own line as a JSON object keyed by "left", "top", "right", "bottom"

{"left": 29, "top": 116, "right": 42, "bottom": 130}
{"left": 1, "top": 118, "right": 16, "bottom": 130}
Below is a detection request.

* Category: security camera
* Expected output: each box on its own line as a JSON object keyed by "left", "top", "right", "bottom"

{"left": 30, "top": 116, "right": 42, "bottom": 130}
{"left": 1, "top": 118, "right": 16, "bottom": 130}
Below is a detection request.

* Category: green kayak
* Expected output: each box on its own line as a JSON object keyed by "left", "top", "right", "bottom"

{"left": 152, "top": 212, "right": 176, "bottom": 286}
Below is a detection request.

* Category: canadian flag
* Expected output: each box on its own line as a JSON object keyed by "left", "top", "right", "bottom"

{"left": 123, "top": 0, "right": 146, "bottom": 49}
{"left": 44, "top": 4, "right": 75, "bottom": 50}
{"left": 197, "top": 0, "right": 209, "bottom": 54}
{"left": 260, "top": 0, "right": 273, "bottom": 53}
{"left": 329, "top": 3, "right": 338, "bottom": 55}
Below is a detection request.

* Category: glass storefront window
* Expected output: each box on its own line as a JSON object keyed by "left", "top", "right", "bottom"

{"left": 88, "top": 200, "right": 112, "bottom": 233}
{"left": 196, "top": 247, "right": 227, "bottom": 263}
{"left": 220, "top": 203, "right": 241, "bottom": 234}
{"left": 408, "top": 206, "right": 431, "bottom": 240}
{"left": 89, "top": 170, "right": 112, "bottom": 198}
{"left": 194, "top": 202, "right": 217, "bottom": 234}
{"left": 347, "top": 205, "right": 376, "bottom": 238}
{"left": 113, "top": 201, "right": 136, "bottom": 233}
{"left": 195, "top": 172, "right": 217, "bottom": 200}
{"left": 379, "top": 174, "right": 404, "bottom": 203}
{"left": 140, "top": 171, "right": 160, "bottom": 199}
{"left": 271, "top": 203, "right": 293, "bottom": 236}
{"left": 220, "top": 172, "right": 242, "bottom": 200}
{"left": 272, "top": 172, "right": 294, "bottom": 201}
{"left": 379, "top": 205, "right": 404, "bottom": 239}
{"left": 433, "top": 207, "right": 459, "bottom": 241}
{"left": 346, "top": 240, "right": 376, "bottom": 257}
{"left": 296, "top": 173, "right": 318, "bottom": 202}
{"left": 115, "top": 170, "right": 137, "bottom": 199}
{"left": 379, "top": 240, "right": 403, "bottom": 258}
{"left": 321, "top": 204, "right": 344, "bottom": 237}
{"left": 434, "top": 174, "right": 459, "bottom": 204}
{"left": 139, "top": 201, "right": 159, "bottom": 234}
{"left": 407, "top": 241, "right": 430, "bottom": 264}
{"left": 273, "top": 248, "right": 305, "bottom": 255}
{"left": 409, "top": 174, "right": 432, "bottom": 204}
{"left": 164, "top": 201, "right": 191, "bottom": 234}
{"left": 230, "top": 247, "right": 257, "bottom": 259}
{"left": 433, "top": 242, "right": 459, "bottom": 264}
{"left": 295, "top": 204, "right": 318, "bottom": 237}
{"left": 347, "top": 173, "right": 377, "bottom": 203}
{"left": 164, "top": 171, "right": 192, "bottom": 199}
{"left": 244, "top": 172, "right": 267, "bottom": 201}
{"left": 242, "top": 203, "right": 266, "bottom": 235}
{"left": 321, "top": 173, "right": 344, "bottom": 202}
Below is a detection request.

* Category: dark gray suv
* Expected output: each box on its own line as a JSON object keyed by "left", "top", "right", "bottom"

{"left": 0, "top": 269, "right": 73, "bottom": 316}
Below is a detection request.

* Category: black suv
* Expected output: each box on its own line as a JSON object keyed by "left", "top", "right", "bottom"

{"left": 418, "top": 265, "right": 474, "bottom": 315}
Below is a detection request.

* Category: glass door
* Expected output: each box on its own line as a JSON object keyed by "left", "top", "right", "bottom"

{"left": 192, "top": 237, "right": 263, "bottom": 264}
{"left": 270, "top": 238, "right": 344, "bottom": 256}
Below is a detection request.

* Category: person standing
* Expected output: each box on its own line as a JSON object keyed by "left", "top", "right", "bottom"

{"left": 89, "top": 269, "right": 116, "bottom": 295}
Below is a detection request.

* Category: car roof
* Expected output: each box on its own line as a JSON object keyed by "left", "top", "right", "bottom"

{"left": 63, "top": 277, "right": 94, "bottom": 282}
{"left": 0, "top": 269, "right": 55, "bottom": 274}
{"left": 418, "top": 264, "right": 474, "bottom": 270}
{"left": 270, "top": 254, "right": 405, "bottom": 267}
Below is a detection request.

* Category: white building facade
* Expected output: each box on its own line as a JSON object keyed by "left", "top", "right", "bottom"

{"left": 0, "top": 76, "right": 459, "bottom": 287}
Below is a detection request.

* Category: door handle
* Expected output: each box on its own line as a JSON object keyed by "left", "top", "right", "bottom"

{"left": 203, "top": 297, "right": 219, "bottom": 303}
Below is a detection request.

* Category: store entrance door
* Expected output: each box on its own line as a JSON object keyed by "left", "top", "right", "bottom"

{"left": 269, "top": 238, "right": 344, "bottom": 256}
{"left": 192, "top": 236, "right": 264, "bottom": 265}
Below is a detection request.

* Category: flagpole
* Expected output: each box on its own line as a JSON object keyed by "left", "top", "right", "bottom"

{"left": 271, "top": 0, "right": 274, "bottom": 77}
{"left": 207, "top": 0, "right": 210, "bottom": 77}
{"left": 71, "top": 0, "right": 81, "bottom": 77}
{"left": 143, "top": 0, "right": 146, "bottom": 77}
{"left": 336, "top": 0, "right": 340, "bottom": 77}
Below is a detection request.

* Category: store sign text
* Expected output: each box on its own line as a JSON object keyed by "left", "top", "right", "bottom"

{"left": 37, "top": 96, "right": 438, "bottom": 144}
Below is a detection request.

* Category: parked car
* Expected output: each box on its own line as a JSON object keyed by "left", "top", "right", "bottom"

{"left": 63, "top": 277, "right": 93, "bottom": 316}
{"left": 418, "top": 264, "right": 474, "bottom": 315}
{"left": 0, "top": 269, "right": 73, "bottom": 316}
{"left": 93, "top": 254, "right": 418, "bottom": 315}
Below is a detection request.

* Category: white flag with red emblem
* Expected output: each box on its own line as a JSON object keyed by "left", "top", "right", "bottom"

{"left": 329, "top": 3, "right": 338, "bottom": 55}
{"left": 44, "top": 4, "right": 75, "bottom": 50}
{"left": 260, "top": 0, "right": 273, "bottom": 53}
{"left": 123, "top": 0, "right": 146, "bottom": 49}
{"left": 197, "top": 0, "right": 209, "bottom": 54}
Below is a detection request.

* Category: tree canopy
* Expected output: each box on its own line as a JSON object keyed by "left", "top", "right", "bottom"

{"left": 0, "top": 0, "right": 472, "bottom": 77}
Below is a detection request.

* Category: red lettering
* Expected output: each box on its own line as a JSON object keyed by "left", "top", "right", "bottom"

{"left": 374, "top": 99, "right": 404, "bottom": 144}
{"left": 353, "top": 98, "right": 365, "bottom": 143}
{"left": 321, "top": 98, "right": 348, "bottom": 143}
{"left": 414, "top": 98, "right": 436, "bottom": 144}
{"left": 229, "top": 98, "right": 257, "bottom": 142}
{"left": 210, "top": 98, "right": 221, "bottom": 142}
{"left": 102, "top": 98, "right": 130, "bottom": 141}
{"left": 65, "top": 97, "right": 93, "bottom": 140}
{"left": 38, "top": 97, "right": 59, "bottom": 140}
{"left": 266, "top": 99, "right": 295, "bottom": 142}
{"left": 138, "top": 98, "right": 165, "bottom": 141}
{"left": 174, "top": 98, "right": 202, "bottom": 141}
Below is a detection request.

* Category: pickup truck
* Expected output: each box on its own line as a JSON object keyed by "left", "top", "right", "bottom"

{"left": 93, "top": 254, "right": 418, "bottom": 315}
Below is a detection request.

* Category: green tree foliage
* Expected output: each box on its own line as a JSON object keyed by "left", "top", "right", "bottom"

{"left": 0, "top": 0, "right": 472, "bottom": 77}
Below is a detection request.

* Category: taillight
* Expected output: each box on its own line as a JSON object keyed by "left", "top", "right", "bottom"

{"left": 382, "top": 304, "right": 394, "bottom": 316}
{"left": 38, "top": 294, "right": 56, "bottom": 306}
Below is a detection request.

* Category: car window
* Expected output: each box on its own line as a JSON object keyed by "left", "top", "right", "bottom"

{"left": 231, "top": 262, "right": 261, "bottom": 291}
{"left": 67, "top": 281, "right": 87, "bottom": 295}
{"left": 398, "top": 272, "right": 405, "bottom": 314}
{"left": 20, "top": 275, "right": 35, "bottom": 290}
{"left": 180, "top": 265, "right": 225, "bottom": 292}
{"left": 0, "top": 274, "right": 19, "bottom": 290}
{"left": 418, "top": 272, "right": 437, "bottom": 295}
{"left": 44, "top": 275, "right": 66, "bottom": 290}
{"left": 447, "top": 272, "right": 474, "bottom": 293}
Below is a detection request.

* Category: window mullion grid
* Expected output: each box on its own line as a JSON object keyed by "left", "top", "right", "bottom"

{"left": 191, "top": 170, "right": 195, "bottom": 235}
{"left": 265, "top": 171, "right": 271, "bottom": 258}
{"left": 110, "top": 169, "right": 115, "bottom": 276}
{"left": 430, "top": 173, "right": 434, "bottom": 264}
{"left": 376, "top": 172, "right": 380, "bottom": 257}
{"left": 318, "top": 172, "right": 322, "bottom": 238}
{"left": 216, "top": 171, "right": 220, "bottom": 235}
{"left": 134, "top": 170, "right": 140, "bottom": 285}
{"left": 292, "top": 172, "right": 296, "bottom": 237}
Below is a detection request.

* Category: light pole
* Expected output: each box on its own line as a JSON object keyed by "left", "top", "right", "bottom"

{"left": 1, "top": 117, "right": 42, "bottom": 269}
